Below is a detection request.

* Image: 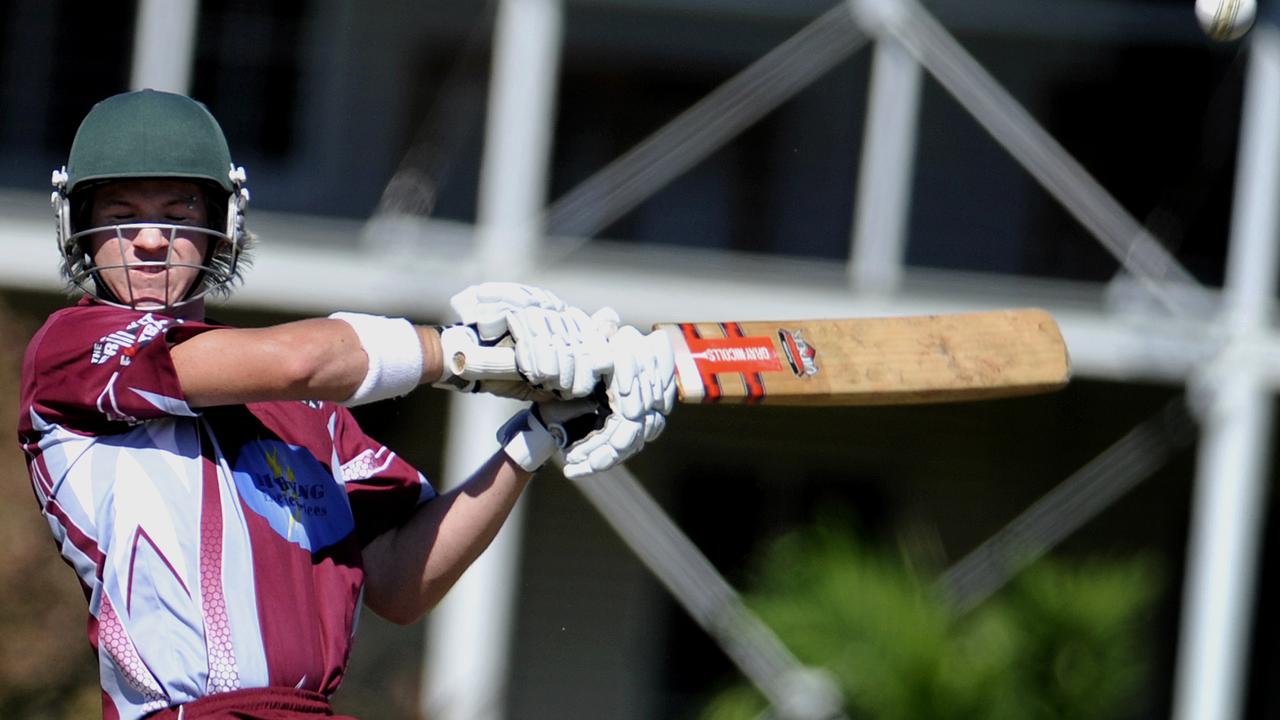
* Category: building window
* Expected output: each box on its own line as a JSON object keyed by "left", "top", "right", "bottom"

{"left": 192, "top": 0, "right": 308, "bottom": 162}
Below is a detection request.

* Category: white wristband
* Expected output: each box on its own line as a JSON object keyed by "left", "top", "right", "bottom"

{"left": 329, "top": 312, "right": 424, "bottom": 407}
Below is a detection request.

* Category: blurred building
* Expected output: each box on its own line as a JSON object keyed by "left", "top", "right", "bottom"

{"left": 1, "top": 1, "right": 1277, "bottom": 719}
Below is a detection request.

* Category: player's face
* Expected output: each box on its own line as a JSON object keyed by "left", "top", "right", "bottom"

{"left": 87, "top": 180, "right": 212, "bottom": 313}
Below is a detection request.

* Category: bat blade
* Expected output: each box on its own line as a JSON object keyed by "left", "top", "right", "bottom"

{"left": 655, "top": 308, "right": 1071, "bottom": 406}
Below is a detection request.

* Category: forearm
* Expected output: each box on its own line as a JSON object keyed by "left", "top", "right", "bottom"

{"left": 172, "top": 318, "right": 445, "bottom": 407}
{"left": 361, "top": 451, "right": 533, "bottom": 625}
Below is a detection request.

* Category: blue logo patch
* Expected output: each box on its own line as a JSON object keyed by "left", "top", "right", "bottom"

{"left": 232, "top": 440, "right": 354, "bottom": 551}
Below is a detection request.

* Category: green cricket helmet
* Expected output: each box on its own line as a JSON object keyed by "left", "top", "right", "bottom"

{"left": 51, "top": 89, "right": 251, "bottom": 310}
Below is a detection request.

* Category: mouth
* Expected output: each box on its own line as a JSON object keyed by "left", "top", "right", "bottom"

{"left": 94, "top": 260, "right": 201, "bottom": 309}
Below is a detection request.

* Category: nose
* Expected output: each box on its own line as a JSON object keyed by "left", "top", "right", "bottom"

{"left": 130, "top": 226, "right": 171, "bottom": 255}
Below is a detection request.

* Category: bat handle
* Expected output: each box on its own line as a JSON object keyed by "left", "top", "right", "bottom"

{"left": 449, "top": 344, "right": 523, "bottom": 381}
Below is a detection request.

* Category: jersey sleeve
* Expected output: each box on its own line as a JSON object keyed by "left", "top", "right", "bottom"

{"left": 21, "top": 305, "right": 217, "bottom": 434}
{"left": 330, "top": 405, "right": 437, "bottom": 546}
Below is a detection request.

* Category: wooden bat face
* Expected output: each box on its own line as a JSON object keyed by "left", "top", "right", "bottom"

{"left": 655, "top": 309, "right": 1071, "bottom": 406}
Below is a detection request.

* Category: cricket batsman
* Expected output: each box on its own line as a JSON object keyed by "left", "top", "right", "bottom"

{"left": 18, "top": 89, "right": 675, "bottom": 719}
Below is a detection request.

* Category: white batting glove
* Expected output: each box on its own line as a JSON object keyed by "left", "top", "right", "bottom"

{"left": 506, "top": 306, "right": 616, "bottom": 399}
{"left": 560, "top": 326, "right": 677, "bottom": 479}
{"left": 561, "top": 408, "right": 666, "bottom": 479}
{"left": 444, "top": 282, "right": 617, "bottom": 400}
{"left": 497, "top": 399, "right": 602, "bottom": 472}
{"left": 605, "top": 325, "right": 677, "bottom": 420}
{"left": 450, "top": 282, "right": 566, "bottom": 341}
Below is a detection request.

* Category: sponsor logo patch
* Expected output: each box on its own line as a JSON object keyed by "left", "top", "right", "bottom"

{"left": 91, "top": 313, "right": 173, "bottom": 366}
{"left": 779, "top": 328, "right": 818, "bottom": 377}
{"left": 232, "top": 440, "right": 354, "bottom": 551}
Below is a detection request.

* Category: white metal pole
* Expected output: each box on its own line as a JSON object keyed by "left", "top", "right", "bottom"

{"left": 1215, "top": 30, "right": 1280, "bottom": 335}
{"left": 130, "top": 0, "right": 200, "bottom": 93}
{"left": 850, "top": 33, "right": 922, "bottom": 293}
{"left": 1177, "top": 380, "right": 1273, "bottom": 720}
{"left": 474, "top": 0, "right": 564, "bottom": 274}
{"left": 421, "top": 394, "right": 526, "bottom": 720}
{"left": 1172, "top": 24, "right": 1280, "bottom": 720}
{"left": 422, "top": 2, "right": 564, "bottom": 719}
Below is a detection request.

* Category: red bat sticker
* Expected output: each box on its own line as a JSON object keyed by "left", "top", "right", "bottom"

{"left": 678, "top": 323, "right": 782, "bottom": 403}
{"left": 685, "top": 335, "right": 783, "bottom": 374}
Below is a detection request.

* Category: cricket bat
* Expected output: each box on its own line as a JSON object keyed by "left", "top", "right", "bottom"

{"left": 655, "top": 308, "right": 1070, "bottom": 405}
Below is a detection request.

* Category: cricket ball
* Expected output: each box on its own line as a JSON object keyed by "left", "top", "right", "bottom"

{"left": 1195, "top": 0, "right": 1257, "bottom": 41}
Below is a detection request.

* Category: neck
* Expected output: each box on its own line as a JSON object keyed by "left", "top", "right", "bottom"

{"left": 172, "top": 298, "right": 206, "bottom": 322}
{"left": 88, "top": 294, "right": 207, "bottom": 322}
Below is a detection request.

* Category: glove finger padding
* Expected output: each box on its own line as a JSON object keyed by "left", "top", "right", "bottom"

{"left": 560, "top": 307, "right": 613, "bottom": 396}
{"left": 605, "top": 325, "right": 677, "bottom": 421}
{"left": 450, "top": 282, "right": 566, "bottom": 341}
{"left": 606, "top": 327, "right": 644, "bottom": 420}
{"left": 507, "top": 306, "right": 613, "bottom": 399}
{"left": 562, "top": 411, "right": 647, "bottom": 479}
{"left": 610, "top": 326, "right": 641, "bottom": 397}
{"left": 507, "top": 308, "right": 557, "bottom": 387}
{"left": 646, "top": 332, "right": 678, "bottom": 414}
{"left": 591, "top": 307, "right": 621, "bottom": 336}
{"left": 552, "top": 311, "right": 581, "bottom": 392}
{"left": 641, "top": 409, "right": 667, "bottom": 442}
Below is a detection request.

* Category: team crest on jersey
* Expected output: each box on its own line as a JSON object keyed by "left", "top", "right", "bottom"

{"left": 232, "top": 440, "right": 355, "bottom": 551}
{"left": 91, "top": 313, "right": 174, "bottom": 366}
{"left": 778, "top": 328, "right": 819, "bottom": 377}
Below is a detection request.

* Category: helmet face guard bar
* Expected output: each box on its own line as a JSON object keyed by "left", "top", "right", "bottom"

{"left": 64, "top": 223, "right": 239, "bottom": 312}
{"left": 51, "top": 163, "right": 250, "bottom": 311}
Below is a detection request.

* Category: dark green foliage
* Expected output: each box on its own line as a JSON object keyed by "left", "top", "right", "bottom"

{"left": 701, "top": 524, "right": 1159, "bottom": 720}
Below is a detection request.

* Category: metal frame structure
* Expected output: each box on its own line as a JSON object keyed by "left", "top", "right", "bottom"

{"left": 0, "top": 1, "right": 1272, "bottom": 718}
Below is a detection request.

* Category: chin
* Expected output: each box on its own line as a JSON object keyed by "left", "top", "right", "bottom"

{"left": 114, "top": 288, "right": 173, "bottom": 309}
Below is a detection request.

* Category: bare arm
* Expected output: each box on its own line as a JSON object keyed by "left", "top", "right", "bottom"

{"left": 170, "top": 318, "right": 445, "bottom": 407}
{"left": 360, "top": 450, "right": 534, "bottom": 625}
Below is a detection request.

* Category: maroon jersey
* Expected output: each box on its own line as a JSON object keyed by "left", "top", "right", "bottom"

{"left": 18, "top": 300, "right": 436, "bottom": 720}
